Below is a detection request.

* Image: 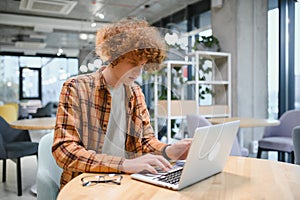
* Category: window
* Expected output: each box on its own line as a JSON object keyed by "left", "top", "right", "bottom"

{"left": 267, "top": 0, "right": 299, "bottom": 119}
{"left": 0, "top": 55, "right": 78, "bottom": 104}
{"left": 42, "top": 57, "right": 78, "bottom": 103}
{"left": 0, "top": 56, "right": 19, "bottom": 103}
{"left": 267, "top": 2, "right": 279, "bottom": 119}
{"left": 295, "top": 2, "right": 300, "bottom": 109}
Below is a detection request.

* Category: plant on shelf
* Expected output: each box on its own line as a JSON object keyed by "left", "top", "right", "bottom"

{"left": 192, "top": 57, "right": 215, "bottom": 100}
{"left": 199, "top": 85, "right": 214, "bottom": 100}
{"left": 193, "top": 35, "right": 221, "bottom": 52}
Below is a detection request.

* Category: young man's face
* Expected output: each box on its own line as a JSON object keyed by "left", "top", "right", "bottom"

{"left": 115, "top": 58, "right": 146, "bottom": 86}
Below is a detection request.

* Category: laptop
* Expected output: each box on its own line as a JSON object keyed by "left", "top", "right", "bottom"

{"left": 130, "top": 120, "right": 240, "bottom": 190}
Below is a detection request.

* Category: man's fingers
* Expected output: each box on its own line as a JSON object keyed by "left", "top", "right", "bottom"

{"left": 144, "top": 154, "right": 171, "bottom": 172}
{"left": 144, "top": 164, "right": 157, "bottom": 174}
{"left": 156, "top": 155, "right": 172, "bottom": 169}
{"left": 150, "top": 155, "right": 171, "bottom": 171}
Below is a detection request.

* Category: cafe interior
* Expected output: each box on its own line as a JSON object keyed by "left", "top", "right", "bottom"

{"left": 0, "top": 0, "right": 300, "bottom": 199}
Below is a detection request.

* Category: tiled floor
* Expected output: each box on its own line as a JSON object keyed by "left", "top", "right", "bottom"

{"left": 0, "top": 156, "right": 37, "bottom": 200}
{"left": 0, "top": 130, "right": 50, "bottom": 200}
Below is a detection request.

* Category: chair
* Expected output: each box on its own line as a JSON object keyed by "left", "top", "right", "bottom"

{"left": 37, "top": 131, "right": 62, "bottom": 200}
{"left": 0, "top": 116, "right": 38, "bottom": 196}
{"left": 292, "top": 126, "right": 300, "bottom": 165}
{"left": 186, "top": 114, "right": 248, "bottom": 157}
{"left": 51, "top": 102, "right": 58, "bottom": 116}
{"left": 186, "top": 114, "right": 211, "bottom": 138}
{"left": 0, "top": 104, "right": 18, "bottom": 123}
{"left": 18, "top": 104, "right": 29, "bottom": 119}
{"left": 257, "top": 110, "right": 300, "bottom": 163}
{"left": 5, "top": 102, "right": 19, "bottom": 115}
{"left": 5, "top": 102, "right": 29, "bottom": 119}
{"left": 230, "top": 136, "right": 249, "bottom": 157}
{"left": 30, "top": 102, "right": 54, "bottom": 118}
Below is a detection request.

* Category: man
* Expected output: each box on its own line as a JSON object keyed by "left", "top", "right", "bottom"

{"left": 52, "top": 18, "right": 192, "bottom": 189}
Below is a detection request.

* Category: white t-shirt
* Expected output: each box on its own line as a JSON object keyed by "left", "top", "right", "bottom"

{"left": 102, "top": 84, "right": 126, "bottom": 157}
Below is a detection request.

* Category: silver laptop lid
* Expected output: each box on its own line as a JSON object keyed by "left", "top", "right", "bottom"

{"left": 130, "top": 120, "right": 240, "bottom": 191}
{"left": 178, "top": 120, "right": 240, "bottom": 190}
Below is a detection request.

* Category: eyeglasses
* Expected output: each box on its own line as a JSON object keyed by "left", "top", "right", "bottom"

{"left": 81, "top": 174, "right": 123, "bottom": 187}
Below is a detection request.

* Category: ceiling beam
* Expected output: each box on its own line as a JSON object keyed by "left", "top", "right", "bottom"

{"left": 0, "top": 13, "right": 107, "bottom": 33}
{"left": 0, "top": 45, "right": 79, "bottom": 57}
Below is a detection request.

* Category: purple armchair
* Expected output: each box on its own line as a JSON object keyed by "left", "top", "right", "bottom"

{"left": 257, "top": 110, "right": 300, "bottom": 163}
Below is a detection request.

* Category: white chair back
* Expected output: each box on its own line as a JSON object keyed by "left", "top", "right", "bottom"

{"left": 37, "top": 131, "right": 62, "bottom": 200}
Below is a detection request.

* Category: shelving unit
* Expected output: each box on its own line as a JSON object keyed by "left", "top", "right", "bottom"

{"left": 154, "top": 60, "right": 195, "bottom": 143}
{"left": 188, "top": 51, "right": 232, "bottom": 118}
{"left": 153, "top": 51, "right": 232, "bottom": 143}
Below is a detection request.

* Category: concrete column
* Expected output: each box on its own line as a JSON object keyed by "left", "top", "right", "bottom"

{"left": 211, "top": 0, "right": 268, "bottom": 150}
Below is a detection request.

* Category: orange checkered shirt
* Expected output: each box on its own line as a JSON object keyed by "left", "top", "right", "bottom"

{"left": 52, "top": 67, "right": 167, "bottom": 189}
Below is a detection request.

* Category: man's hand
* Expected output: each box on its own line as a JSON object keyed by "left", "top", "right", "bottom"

{"left": 120, "top": 154, "right": 172, "bottom": 174}
{"left": 165, "top": 138, "right": 193, "bottom": 160}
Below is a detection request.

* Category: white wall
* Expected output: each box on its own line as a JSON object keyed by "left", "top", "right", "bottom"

{"left": 211, "top": 0, "right": 268, "bottom": 151}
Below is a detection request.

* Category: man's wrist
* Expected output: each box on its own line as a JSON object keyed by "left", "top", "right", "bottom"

{"left": 162, "top": 144, "right": 172, "bottom": 161}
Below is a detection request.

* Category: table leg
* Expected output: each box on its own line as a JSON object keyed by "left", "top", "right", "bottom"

{"left": 238, "top": 129, "right": 244, "bottom": 148}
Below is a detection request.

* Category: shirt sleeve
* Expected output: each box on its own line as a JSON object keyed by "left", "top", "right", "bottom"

{"left": 52, "top": 79, "right": 124, "bottom": 174}
{"left": 133, "top": 86, "right": 168, "bottom": 155}
{"left": 141, "top": 110, "right": 168, "bottom": 155}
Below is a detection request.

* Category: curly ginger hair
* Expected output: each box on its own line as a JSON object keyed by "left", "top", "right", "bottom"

{"left": 95, "top": 18, "right": 166, "bottom": 72}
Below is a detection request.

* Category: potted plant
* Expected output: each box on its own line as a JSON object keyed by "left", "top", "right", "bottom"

{"left": 194, "top": 35, "right": 221, "bottom": 52}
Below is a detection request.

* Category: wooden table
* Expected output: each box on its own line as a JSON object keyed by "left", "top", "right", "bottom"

{"left": 10, "top": 117, "right": 56, "bottom": 130}
{"left": 208, "top": 117, "right": 280, "bottom": 128}
{"left": 57, "top": 156, "right": 300, "bottom": 200}
{"left": 208, "top": 117, "right": 280, "bottom": 147}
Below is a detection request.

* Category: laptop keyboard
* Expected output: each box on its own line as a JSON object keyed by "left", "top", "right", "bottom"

{"left": 155, "top": 168, "right": 183, "bottom": 185}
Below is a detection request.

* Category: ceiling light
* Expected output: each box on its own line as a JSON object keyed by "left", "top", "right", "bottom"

{"left": 57, "top": 48, "right": 63, "bottom": 56}
{"left": 87, "top": 63, "right": 95, "bottom": 71}
{"left": 93, "top": 59, "right": 102, "bottom": 68}
{"left": 79, "top": 33, "right": 88, "bottom": 40}
{"left": 95, "top": 12, "right": 105, "bottom": 19}
{"left": 98, "top": 13, "right": 104, "bottom": 19}
{"left": 79, "top": 65, "right": 88, "bottom": 73}
{"left": 91, "top": 22, "right": 97, "bottom": 28}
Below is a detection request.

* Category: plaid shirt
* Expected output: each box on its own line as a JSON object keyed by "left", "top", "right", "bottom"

{"left": 52, "top": 67, "right": 167, "bottom": 189}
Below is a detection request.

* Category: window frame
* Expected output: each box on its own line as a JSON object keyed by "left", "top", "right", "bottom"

{"left": 19, "top": 67, "right": 42, "bottom": 100}
{"left": 278, "top": 0, "right": 296, "bottom": 117}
